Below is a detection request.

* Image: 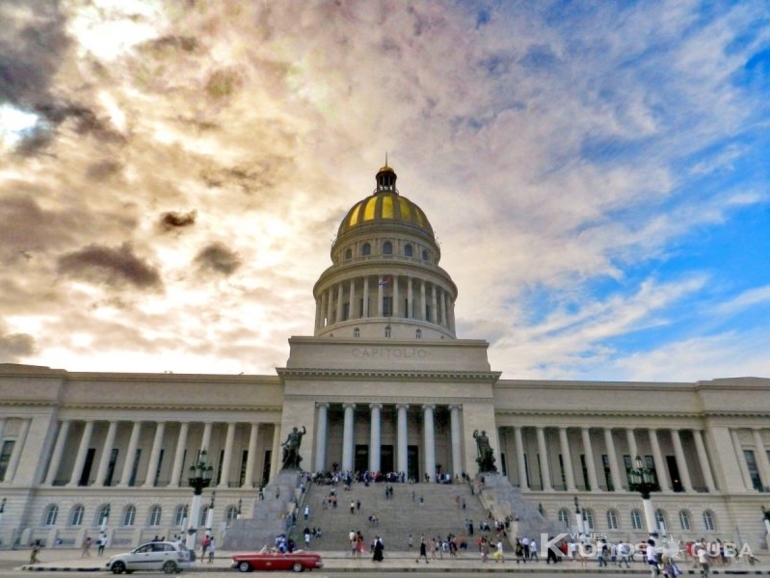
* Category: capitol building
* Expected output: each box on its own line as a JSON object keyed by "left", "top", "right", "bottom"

{"left": 1, "top": 165, "right": 769, "bottom": 551}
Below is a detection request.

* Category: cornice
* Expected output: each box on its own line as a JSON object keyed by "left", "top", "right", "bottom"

{"left": 494, "top": 409, "right": 770, "bottom": 419}
{"left": 277, "top": 368, "right": 501, "bottom": 383}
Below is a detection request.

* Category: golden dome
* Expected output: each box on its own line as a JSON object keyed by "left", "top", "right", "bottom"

{"left": 337, "top": 190, "right": 434, "bottom": 238}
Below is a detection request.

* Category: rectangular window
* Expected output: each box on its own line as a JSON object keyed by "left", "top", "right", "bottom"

{"left": 644, "top": 455, "right": 659, "bottom": 485}
{"left": 602, "top": 454, "right": 613, "bottom": 491}
{"left": 105, "top": 448, "right": 119, "bottom": 486}
{"left": 154, "top": 449, "right": 165, "bottom": 486}
{"left": 558, "top": 454, "right": 566, "bottom": 489}
{"left": 523, "top": 452, "right": 530, "bottom": 488}
{"left": 240, "top": 450, "right": 248, "bottom": 487}
{"left": 580, "top": 454, "right": 590, "bottom": 491}
{"left": 217, "top": 449, "right": 225, "bottom": 485}
{"left": 343, "top": 302, "right": 350, "bottom": 321}
{"left": 536, "top": 454, "right": 543, "bottom": 490}
{"left": 744, "top": 449, "right": 763, "bottom": 491}
{"left": 0, "top": 440, "right": 15, "bottom": 482}
{"left": 129, "top": 448, "right": 142, "bottom": 487}
{"left": 383, "top": 296, "right": 393, "bottom": 317}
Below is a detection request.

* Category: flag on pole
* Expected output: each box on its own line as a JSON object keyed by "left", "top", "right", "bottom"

{"left": 378, "top": 276, "right": 392, "bottom": 286}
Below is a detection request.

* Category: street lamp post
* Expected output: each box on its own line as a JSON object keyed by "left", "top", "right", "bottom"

{"left": 627, "top": 455, "right": 661, "bottom": 537}
{"left": 573, "top": 496, "right": 584, "bottom": 536}
{"left": 205, "top": 492, "right": 215, "bottom": 539}
{"left": 185, "top": 450, "right": 213, "bottom": 551}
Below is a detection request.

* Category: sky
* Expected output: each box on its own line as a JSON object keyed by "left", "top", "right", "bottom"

{"left": 1, "top": 0, "right": 769, "bottom": 382}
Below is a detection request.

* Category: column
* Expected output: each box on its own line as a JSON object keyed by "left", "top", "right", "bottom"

{"left": 441, "top": 291, "right": 448, "bottom": 327}
{"left": 450, "top": 405, "right": 462, "bottom": 477}
{"left": 536, "top": 427, "right": 553, "bottom": 491}
{"left": 603, "top": 428, "right": 623, "bottom": 492}
{"left": 420, "top": 280, "right": 427, "bottom": 320}
{"left": 342, "top": 404, "right": 355, "bottom": 472}
{"left": 393, "top": 275, "right": 399, "bottom": 317}
{"left": 648, "top": 429, "right": 671, "bottom": 492}
{"left": 431, "top": 284, "right": 438, "bottom": 323}
{"left": 95, "top": 421, "right": 118, "bottom": 487}
{"left": 218, "top": 422, "right": 236, "bottom": 488}
{"left": 45, "top": 420, "right": 71, "bottom": 485}
{"left": 423, "top": 405, "right": 436, "bottom": 481}
{"left": 730, "top": 429, "right": 752, "bottom": 491}
{"left": 693, "top": 429, "right": 716, "bottom": 492}
{"left": 325, "top": 287, "right": 333, "bottom": 325}
{"left": 269, "top": 424, "right": 281, "bottom": 482}
{"left": 143, "top": 421, "right": 166, "bottom": 488}
{"left": 363, "top": 278, "right": 370, "bottom": 317}
{"left": 449, "top": 299, "right": 456, "bottom": 331}
{"left": 407, "top": 277, "right": 414, "bottom": 318}
{"left": 314, "top": 404, "right": 329, "bottom": 473}
{"left": 559, "top": 427, "right": 576, "bottom": 491}
{"left": 67, "top": 420, "right": 94, "bottom": 487}
{"left": 170, "top": 422, "right": 189, "bottom": 487}
{"left": 201, "top": 422, "right": 213, "bottom": 452}
{"left": 671, "top": 429, "right": 693, "bottom": 492}
{"left": 315, "top": 297, "right": 322, "bottom": 330}
{"left": 4, "top": 418, "right": 30, "bottom": 484}
{"left": 514, "top": 426, "right": 529, "bottom": 490}
{"left": 377, "top": 276, "right": 384, "bottom": 316}
{"left": 626, "top": 428, "right": 638, "bottom": 462}
{"left": 369, "top": 404, "right": 382, "bottom": 472}
{"left": 581, "top": 427, "right": 599, "bottom": 492}
{"left": 244, "top": 423, "right": 260, "bottom": 488}
{"left": 336, "top": 283, "right": 344, "bottom": 323}
{"left": 397, "top": 405, "right": 408, "bottom": 476}
{"left": 119, "top": 421, "right": 142, "bottom": 487}
{"left": 320, "top": 292, "right": 327, "bottom": 327}
{"left": 349, "top": 279, "right": 356, "bottom": 319}
{"left": 753, "top": 429, "right": 770, "bottom": 491}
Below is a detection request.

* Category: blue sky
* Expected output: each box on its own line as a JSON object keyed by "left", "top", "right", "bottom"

{"left": 0, "top": 0, "right": 769, "bottom": 381}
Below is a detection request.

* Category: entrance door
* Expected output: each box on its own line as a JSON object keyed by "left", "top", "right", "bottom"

{"left": 381, "top": 445, "right": 394, "bottom": 473}
{"left": 79, "top": 448, "right": 95, "bottom": 486}
{"left": 355, "top": 445, "right": 369, "bottom": 472}
{"left": 407, "top": 445, "right": 419, "bottom": 481}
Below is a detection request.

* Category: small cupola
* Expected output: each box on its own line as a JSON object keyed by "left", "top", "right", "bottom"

{"left": 375, "top": 164, "right": 397, "bottom": 193}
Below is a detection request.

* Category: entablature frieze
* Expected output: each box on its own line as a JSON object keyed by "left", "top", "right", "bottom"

{"left": 281, "top": 395, "right": 492, "bottom": 407}
{"left": 277, "top": 368, "right": 502, "bottom": 383}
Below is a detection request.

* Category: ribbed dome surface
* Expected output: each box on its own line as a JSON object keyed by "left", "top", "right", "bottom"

{"left": 337, "top": 190, "right": 434, "bottom": 238}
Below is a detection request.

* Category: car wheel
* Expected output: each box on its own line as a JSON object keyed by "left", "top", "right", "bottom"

{"left": 237, "top": 561, "right": 252, "bottom": 573}
{"left": 292, "top": 562, "right": 304, "bottom": 572}
{"left": 162, "top": 561, "right": 178, "bottom": 574}
{"left": 111, "top": 561, "right": 126, "bottom": 574}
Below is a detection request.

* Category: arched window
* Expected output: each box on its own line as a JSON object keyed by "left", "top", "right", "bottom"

{"left": 404, "top": 244, "right": 413, "bottom": 257}
{"left": 679, "top": 510, "right": 691, "bottom": 531}
{"left": 383, "top": 241, "right": 393, "bottom": 255}
{"left": 353, "top": 327, "right": 360, "bottom": 338}
{"left": 416, "top": 328, "right": 422, "bottom": 339}
{"left": 558, "top": 508, "right": 570, "bottom": 528}
{"left": 384, "top": 326, "right": 391, "bottom": 338}
{"left": 583, "top": 509, "right": 595, "bottom": 531}
{"left": 226, "top": 506, "right": 239, "bottom": 521}
{"left": 122, "top": 505, "right": 136, "bottom": 527}
{"left": 703, "top": 510, "right": 716, "bottom": 531}
{"left": 606, "top": 509, "right": 619, "bottom": 530}
{"left": 344, "top": 248, "right": 352, "bottom": 260}
{"left": 97, "top": 504, "right": 111, "bottom": 527}
{"left": 174, "top": 505, "right": 188, "bottom": 527}
{"left": 44, "top": 504, "right": 59, "bottom": 526}
{"left": 149, "top": 505, "right": 162, "bottom": 527}
{"left": 70, "top": 504, "right": 85, "bottom": 527}
{"left": 362, "top": 243, "right": 371, "bottom": 256}
{"left": 630, "top": 509, "right": 643, "bottom": 531}
{"left": 655, "top": 509, "right": 668, "bottom": 534}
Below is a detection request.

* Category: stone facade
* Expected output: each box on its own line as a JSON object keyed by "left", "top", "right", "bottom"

{"left": 1, "top": 166, "right": 769, "bottom": 552}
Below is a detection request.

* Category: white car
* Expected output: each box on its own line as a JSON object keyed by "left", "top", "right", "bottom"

{"left": 106, "top": 541, "right": 192, "bottom": 574}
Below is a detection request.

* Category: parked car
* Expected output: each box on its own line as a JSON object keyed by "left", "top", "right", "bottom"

{"left": 106, "top": 541, "right": 192, "bottom": 574}
{"left": 231, "top": 550, "right": 323, "bottom": 572}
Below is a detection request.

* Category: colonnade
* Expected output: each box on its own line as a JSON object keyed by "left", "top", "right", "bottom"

{"left": 315, "top": 273, "right": 456, "bottom": 332}
{"left": 502, "top": 425, "right": 730, "bottom": 493}
{"left": 5, "top": 418, "right": 279, "bottom": 489}
{"left": 313, "top": 402, "right": 464, "bottom": 480}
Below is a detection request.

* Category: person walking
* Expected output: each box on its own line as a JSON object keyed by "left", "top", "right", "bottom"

{"left": 372, "top": 536, "right": 384, "bottom": 562}
{"left": 207, "top": 538, "right": 216, "bottom": 563}
{"left": 416, "top": 535, "right": 429, "bottom": 563}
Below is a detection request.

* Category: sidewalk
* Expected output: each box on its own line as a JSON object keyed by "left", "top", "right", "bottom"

{"left": 3, "top": 547, "right": 770, "bottom": 573}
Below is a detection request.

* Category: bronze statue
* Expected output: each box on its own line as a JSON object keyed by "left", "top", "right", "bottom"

{"left": 281, "top": 426, "right": 306, "bottom": 470}
{"left": 473, "top": 429, "right": 497, "bottom": 473}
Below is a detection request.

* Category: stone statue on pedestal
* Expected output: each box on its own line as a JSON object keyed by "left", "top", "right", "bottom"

{"left": 473, "top": 429, "right": 497, "bottom": 473}
{"left": 281, "top": 426, "right": 306, "bottom": 470}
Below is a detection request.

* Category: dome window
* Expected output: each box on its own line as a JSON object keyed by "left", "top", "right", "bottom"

{"left": 345, "top": 248, "right": 352, "bottom": 260}
{"left": 383, "top": 241, "right": 393, "bottom": 255}
{"left": 416, "top": 328, "right": 422, "bottom": 339}
{"left": 354, "top": 328, "right": 360, "bottom": 338}
{"left": 404, "top": 244, "right": 413, "bottom": 257}
{"left": 362, "top": 243, "right": 371, "bottom": 256}
{"left": 385, "top": 325, "right": 391, "bottom": 338}
{"left": 422, "top": 249, "right": 430, "bottom": 262}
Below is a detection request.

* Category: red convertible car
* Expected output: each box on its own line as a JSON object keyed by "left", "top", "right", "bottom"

{"left": 231, "top": 550, "right": 323, "bottom": 573}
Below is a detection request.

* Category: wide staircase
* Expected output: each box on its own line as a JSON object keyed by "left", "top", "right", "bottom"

{"left": 296, "top": 481, "right": 488, "bottom": 551}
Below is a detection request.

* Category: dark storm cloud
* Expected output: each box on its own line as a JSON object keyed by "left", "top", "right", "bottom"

{"left": 86, "top": 159, "right": 123, "bottom": 180}
{"left": 159, "top": 210, "right": 197, "bottom": 231}
{"left": 57, "top": 243, "right": 162, "bottom": 290}
{"left": 194, "top": 242, "right": 241, "bottom": 276}
{"left": 0, "top": 331, "right": 35, "bottom": 362}
{"left": 200, "top": 155, "right": 296, "bottom": 194}
{"left": 0, "top": 193, "right": 75, "bottom": 250}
